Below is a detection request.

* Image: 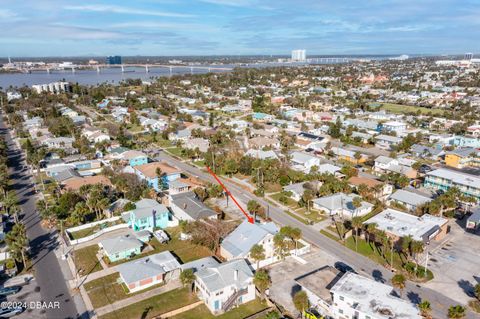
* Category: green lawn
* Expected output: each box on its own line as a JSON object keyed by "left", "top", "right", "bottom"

{"left": 99, "top": 288, "right": 199, "bottom": 319}
{"left": 193, "top": 159, "right": 206, "bottom": 168}
{"left": 73, "top": 245, "right": 103, "bottom": 275}
{"left": 344, "top": 236, "right": 404, "bottom": 269}
{"left": 270, "top": 193, "right": 297, "bottom": 208}
{"left": 320, "top": 229, "right": 340, "bottom": 242}
{"left": 379, "top": 103, "right": 445, "bottom": 116}
{"left": 105, "top": 227, "right": 212, "bottom": 266}
{"left": 167, "top": 147, "right": 185, "bottom": 157}
{"left": 171, "top": 299, "right": 269, "bottom": 319}
{"left": 294, "top": 207, "right": 326, "bottom": 223}
{"left": 85, "top": 273, "right": 165, "bottom": 309}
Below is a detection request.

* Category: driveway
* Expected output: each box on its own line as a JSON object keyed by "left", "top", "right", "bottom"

{"left": 422, "top": 219, "right": 480, "bottom": 305}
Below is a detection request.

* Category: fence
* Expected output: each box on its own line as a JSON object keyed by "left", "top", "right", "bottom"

{"left": 65, "top": 216, "right": 128, "bottom": 246}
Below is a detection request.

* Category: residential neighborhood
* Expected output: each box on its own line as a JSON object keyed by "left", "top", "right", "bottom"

{"left": 1, "top": 52, "right": 480, "bottom": 319}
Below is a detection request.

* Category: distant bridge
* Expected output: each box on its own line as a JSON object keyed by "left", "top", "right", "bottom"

{"left": 19, "top": 64, "right": 233, "bottom": 74}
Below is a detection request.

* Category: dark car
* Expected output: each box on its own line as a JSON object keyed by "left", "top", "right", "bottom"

{"left": 0, "top": 306, "right": 24, "bottom": 318}
{"left": 0, "top": 286, "right": 21, "bottom": 296}
{"left": 334, "top": 261, "right": 356, "bottom": 274}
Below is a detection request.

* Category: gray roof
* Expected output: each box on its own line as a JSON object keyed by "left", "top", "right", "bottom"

{"left": 117, "top": 251, "right": 181, "bottom": 285}
{"left": 180, "top": 256, "right": 219, "bottom": 273}
{"left": 99, "top": 235, "right": 143, "bottom": 255}
{"left": 55, "top": 168, "right": 80, "bottom": 182}
{"left": 375, "top": 134, "right": 402, "bottom": 143}
{"left": 196, "top": 259, "right": 253, "bottom": 293}
{"left": 290, "top": 151, "right": 318, "bottom": 164}
{"left": 168, "top": 179, "right": 189, "bottom": 189}
{"left": 221, "top": 220, "right": 278, "bottom": 258}
{"left": 170, "top": 191, "right": 217, "bottom": 220}
{"left": 313, "top": 193, "right": 373, "bottom": 212}
{"left": 448, "top": 147, "right": 477, "bottom": 158}
{"left": 410, "top": 144, "right": 444, "bottom": 157}
{"left": 375, "top": 155, "right": 394, "bottom": 164}
{"left": 122, "top": 199, "right": 169, "bottom": 221}
{"left": 389, "top": 189, "right": 432, "bottom": 207}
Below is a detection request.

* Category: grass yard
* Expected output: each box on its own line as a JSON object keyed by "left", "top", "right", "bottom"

{"left": 166, "top": 147, "right": 185, "bottom": 157}
{"left": 379, "top": 103, "right": 445, "bottom": 116}
{"left": 294, "top": 207, "right": 327, "bottom": 223}
{"left": 171, "top": 299, "right": 269, "bottom": 319}
{"left": 270, "top": 192, "right": 297, "bottom": 208}
{"left": 69, "top": 220, "right": 122, "bottom": 240}
{"left": 320, "top": 229, "right": 340, "bottom": 241}
{"left": 193, "top": 159, "right": 206, "bottom": 168}
{"left": 106, "top": 227, "right": 212, "bottom": 266}
{"left": 99, "top": 287, "right": 199, "bottom": 319}
{"left": 73, "top": 245, "right": 103, "bottom": 275}
{"left": 85, "top": 273, "right": 165, "bottom": 309}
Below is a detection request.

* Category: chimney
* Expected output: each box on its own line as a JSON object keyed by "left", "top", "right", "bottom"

{"left": 234, "top": 269, "right": 238, "bottom": 281}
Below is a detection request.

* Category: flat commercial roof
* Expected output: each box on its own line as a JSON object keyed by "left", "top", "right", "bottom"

{"left": 364, "top": 208, "right": 447, "bottom": 241}
{"left": 295, "top": 266, "right": 342, "bottom": 303}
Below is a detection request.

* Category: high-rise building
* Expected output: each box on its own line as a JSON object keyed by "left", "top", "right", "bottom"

{"left": 106, "top": 56, "right": 122, "bottom": 65}
{"left": 465, "top": 52, "right": 474, "bottom": 60}
{"left": 291, "top": 49, "right": 306, "bottom": 62}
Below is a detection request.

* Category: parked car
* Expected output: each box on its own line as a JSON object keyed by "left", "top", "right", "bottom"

{"left": 0, "top": 306, "right": 23, "bottom": 318}
{"left": 0, "top": 286, "right": 21, "bottom": 296}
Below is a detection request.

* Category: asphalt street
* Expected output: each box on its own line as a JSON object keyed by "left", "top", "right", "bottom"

{"left": 0, "top": 114, "right": 87, "bottom": 319}
{"left": 156, "top": 151, "right": 479, "bottom": 319}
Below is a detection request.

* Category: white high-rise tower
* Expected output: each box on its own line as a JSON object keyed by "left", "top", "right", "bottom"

{"left": 291, "top": 49, "right": 306, "bottom": 62}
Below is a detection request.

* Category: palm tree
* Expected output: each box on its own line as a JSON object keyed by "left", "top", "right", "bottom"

{"left": 292, "top": 290, "right": 309, "bottom": 316}
{"left": 351, "top": 216, "right": 363, "bottom": 252}
{"left": 447, "top": 305, "right": 466, "bottom": 318}
{"left": 401, "top": 235, "right": 413, "bottom": 262}
{"left": 253, "top": 269, "right": 271, "bottom": 300}
{"left": 410, "top": 240, "right": 424, "bottom": 274}
{"left": 391, "top": 274, "right": 406, "bottom": 298}
{"left": 365, "top": 222, "right": 377, "bottom": 247}
{"left": 418, "top": 300, "right": 432, "bottom": 319}
{"left": 250, "top": 244, "right": 266, "bottom": 269}
{"left": 5, "top": 223, "right": 28, "bottom": 269}
{"left": 180, "top": 269, "right": 196, "bottom": 293}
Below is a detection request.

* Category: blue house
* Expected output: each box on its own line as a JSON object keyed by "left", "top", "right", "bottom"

{"left": 134, "top": 162, "right": 181, "bottom": 191}
{"left": 121, "top": 150, "right": 149, "bottom": 167}
{"left": 121, "top": 199, "right": 171, "bottom": 231}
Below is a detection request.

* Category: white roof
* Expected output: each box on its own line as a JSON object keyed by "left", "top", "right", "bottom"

{"left": 427, "top": 168, "right": 480, "bottom": 189}
{"left": 331, "top": 272, "right": 421, "bottom": 319}
{"left": 365, "top": 208, "right": 447, "bottom": 241}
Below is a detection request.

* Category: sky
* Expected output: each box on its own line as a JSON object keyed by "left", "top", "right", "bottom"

{"left": 1, "top": 0, "right": 479, "bottom": 57}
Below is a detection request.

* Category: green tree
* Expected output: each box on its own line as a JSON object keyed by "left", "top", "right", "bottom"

{"left": 253, "top": 269, "right": 271, "bottom": 299}
{"left": 5, "top": 223, "right": 29, "bottom": 268}
{"left": 351, "top": 216, "right": 363, "bottom": 252}
{"left": 474, "top": 283, "right": 480, "bottom": 301}
{"left": 292, "top": 290, "right": 309, "bottom": 314}
{"left": 391, "top": 274, "right": 406, "bottom": 298}
{"left": 180, "top": 268, "right": 196, "bottom": 293}
{"left": 447, "top": 305, "right": 466, "bottom": 318}
{"left": 250, "top": 244, "right": 266, "bottom": 269}
{"left": 418, "top": 300, "right": 432, "bottom": 319}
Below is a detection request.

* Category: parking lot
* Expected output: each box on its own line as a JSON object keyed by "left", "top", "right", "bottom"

{"left": 422, "top": 219, "right": 480, "bottom": 304}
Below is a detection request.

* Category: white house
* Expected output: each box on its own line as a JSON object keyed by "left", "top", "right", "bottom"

{"left": 312, "top": 193, "right": 373, "bottom": 218}
{"left": 290, "top": 151, "right": 321, "bottom": 173}
{"left": 195, "top": 259, "right": 256, "bottom": 314}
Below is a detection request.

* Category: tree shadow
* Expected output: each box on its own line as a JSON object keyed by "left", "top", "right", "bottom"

{"left": 457, "top": 279, "right": 475, "bottom": 297}
{"left": 372, "top": 269, "right": 385, "bottom": 283}
{"left": 407, "top": 291, "right": 421, "bottom": 304}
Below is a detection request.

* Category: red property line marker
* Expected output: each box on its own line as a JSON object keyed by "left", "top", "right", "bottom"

{"left": 205, "top": 165, "right": 254, "bottom": 224}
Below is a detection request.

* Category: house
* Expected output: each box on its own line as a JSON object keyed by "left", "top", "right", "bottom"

{"left": 445, "top": 147, "right": 479, "bottom": 168}
{"left": 410, "top": 144, "right": 444, "bottom": 160}
{"left": 290, "top": 151, "right": 321, "bottom": 173}
{"left": 375, "top": 134, "right": 402, "bottom": 150}
{"left": 117, "top": 251, "right": 181, "bottom": 292}
{"left": 168, "top": 179, "right": 191, "bottom": 195}
{"left": 62, "top": 175, "right": 112, "bottom": 192}
{"left": 134, "top": 162, "right": 181, "bottom": 191}
{"left": 466, "top": 207, "right": 480, "bottom": 231}
{"left": 388, "top": 189, "right": 432, "bottom": 212}
{"left": 220, "top": 220, "right": 278, "bottom": 268}
{"left": 374, "top": 156, "right": 417, "bottom": 178}
{"left": 364, "top": 208, "right": 448, "bottom": 242}
{"left": 121, "top": 150, "right": 149, "bottom": 167}
{"left": 294, "top": 266, "right": 343, "bottom": 317}
{"left": 330, "top": 272, "right": 421, "bottom": 319}
{"left": 245, "top": 149, "right": 278, "bottom": 160}
{"left": 122, "top": 199, "right": 172, "bottom": 232}
{"left": 247, "top": 137, "right": 279, "bottom": 150}
{"left": 98, "top": 234, "right": 143, "bottom": 262}
{"left": 42, "top": 137, "right": 74, "bottom": 149}
{"left": 425, "top": 168, "right": 480, "bottom": 200}
{"left": 283, "top": 181, "right": 320, "bottom": 202}
{"left": 330, "top": 147, "right": 367, "bottom": 164}
{"left": 380, "top": 120, "right": 407, "bottom": 134}
{"left": 347, "top": 176, "right": 392, "bottom": 200}
{"left": 195, "top": 259, "right": 255, "bottom": 314}
{"left": 312, "top": 193, "right": 373, "bottom": 219}
{"left": 183, "top": 138, "right": 210, "bottom": 153}
{"left": 169, "top": 191, "right": 217, "bottom": 221}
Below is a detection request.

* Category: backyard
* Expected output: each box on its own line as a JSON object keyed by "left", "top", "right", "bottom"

{"left": 99, "top": 287, "right": 199, "bottom": 319}
{"left": 69, "top": 220, "right": 122, "bottom": 240}
{"left": 378, "top": 103, "right": 445, "bottom": 116}
{"left": 84, "top": 272, "right": 165, "bottom": 309}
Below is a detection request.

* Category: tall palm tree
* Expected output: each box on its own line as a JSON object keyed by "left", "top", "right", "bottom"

{"left": 365, "top": 222, "right": 377, "bottom": 247}
{"left": 391, "top": 274, "right": 406, "bottom": 298}
{"left": 351, "top": 216, "right": 363, "bottom": 252}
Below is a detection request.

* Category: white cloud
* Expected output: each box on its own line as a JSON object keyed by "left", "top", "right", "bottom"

{"left": 64, "top": 4, "right": 193, "bottom": 18}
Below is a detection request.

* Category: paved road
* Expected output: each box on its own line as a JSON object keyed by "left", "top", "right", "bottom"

{"left": 0, "top": 114, "right": 88, "bottom": 319}
{"left": 156, "top": 151, "right": 478, "bottom": 319}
